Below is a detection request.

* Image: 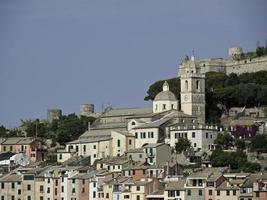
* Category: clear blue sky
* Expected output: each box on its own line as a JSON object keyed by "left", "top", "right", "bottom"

{"left": 1, "top": 0, "right": 267, "bottom": 128}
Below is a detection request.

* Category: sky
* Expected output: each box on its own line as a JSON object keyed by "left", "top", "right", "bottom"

{"left": 0, "top": 0, "right": 267, "bottom": 128}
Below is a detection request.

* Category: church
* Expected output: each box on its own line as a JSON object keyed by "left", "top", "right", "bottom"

{"left": 58, "top": 56, "right": 218, "bottom": 164}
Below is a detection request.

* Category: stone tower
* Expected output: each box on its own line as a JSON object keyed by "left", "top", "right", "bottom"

{"left": 178, "top": 56, "right": 206, "bottom": 124}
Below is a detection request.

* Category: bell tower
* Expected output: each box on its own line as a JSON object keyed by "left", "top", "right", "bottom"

{"left": 178, "top": 55, "right": 206, "bottom": 124}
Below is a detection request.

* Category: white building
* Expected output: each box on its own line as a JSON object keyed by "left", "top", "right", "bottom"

{"left": 153, "top": 81, "right": 179, "bottom": 113}
{"left": 66, "top": 136, "right": 112, "bottom": 165}
{"left": 166, "top": 124, "right": 218, "bottom": 151}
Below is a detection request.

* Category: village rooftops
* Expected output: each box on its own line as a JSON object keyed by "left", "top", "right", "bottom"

{"left": 188, "top": 167, "right": 226, "bottom": 180}
{"left": 98, "top": 155, "right": 130, "bottom": 165}
{"left": 143, "top": 143, "right": 165, "bottom": 148}
{"left": 165, "top": 179, "right": 186, "bottom": 190}
{"left": 112, "top": 130, "right": 134, "bottom": 137}
{"left": 133, "top": 118, "right": 171, "bottom": 129}
{"left": 0, "top": 137, "right": 25, "bottom": 145}
{"left": 100, "top": 107, "right": 153, "bottom": 118}
{"left": 67, "top": 136, "right": 112, "bottom": 144}
{"left": 0, "top": 173, "right": 22, "bottom": 182}
{"left": 125, "top": 148, "right": 144, "bottom": 153}
{"left": 79, "top": 129, "right": 115, "bottom": 138}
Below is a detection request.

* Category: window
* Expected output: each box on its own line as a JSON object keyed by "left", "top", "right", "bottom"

{"left": 206, "top": 132, "right": 208, "bottom": 138}
{"left": 72, "top": 188, "right": 75, "bottom": 193}
{"left": 192, "top": 132, "right": 195, "bottom": 138}
{"left": 40, "top": 186, "right": 44, "bottom": 192}
{"left": 82, "top": 188, "right": 85, "bottom": 193}
{"left": 93, "top": 191, "right": 96, "bottom": 198}
{"left": 151, "top": 132, "right": 154, "bottom": 138}
{"left": 61, "top": 186, "right": 64, "bottom": 192}
{"left": 93, "top": 154, "right": 96, "bottom": 158}
{"left": 163, "top": 104, "right": 166, "bottom": 110}
{"left": 47, "top": 187, "right": 50, "bottom": 193}
{"left": 139, "top": 154, "right": 142, "bottom": 158}
{"left": 187, "top": 189, "right": 191, "bottom": 196}
{"left": 256, "top": 192, "right": 259, "bottom": 197}
{"left": 72, "top": 179, "right": 75, "bottom": 184}
{"left": 185, "top": 80, "right": 188, "bottom": 91}
{"left": 233, "top": 190, "right": 236, "bottom": 196}
{"left": 47, "top": 178, "right": 50, "bottom": 183}
{"left": 93, "top": 182, "right": 96, "bottom": 187}
{"left": 59, "top": 154, "right": 62, "bottom": 159}
{"left": 117, "top": 140, "right": 120, "bottom": 147}
{"left": 136, "top": 195, "right": 140, "bottom": 200}
{"left": 129, "top": 140, "right": 132, "bottom": 145}
{"left": 136, "top": 186, "right": 140, "bottom": 191}
{"left": 27, "top": 196, "right": 31, "bottom": 200}
{"left": 18, "top": 189, "right": 21, "bottom": 195}
{"left": 131, "top": 121, "right": 136, "bottom": 125}
{"left": 83, "top": 145, "right": 86, "bottom": 152}
{"left": 168, "top": 191, "right": 175, "bottom": 197}
{"left": 177, "top": 190, "right": 180, "bottom": 196}
{"left": 199, "top": 190, "right": 202, "bottom": 196}
{"left": 132, "top": 170, "right": 135, "bottom": 175}
{"left": 93, "top": 145, "right": 96, "bottom": 149}
{"left": 226, "top": 190, "right": 230, "bottom": 196}
{"left": 11, "top": 196, "right": 15, "bottom": 200}
{"left": 1, "top": 196, "right": 4, "bottom": 200}
{"left": 11, "top": 182, "right": 15, "bottom": 189}
{"left": 194, "top": 143, "right": 197, "bottom": 147}
{"left": 55, "top": 188, "right": 58, "bottom": 195}
{"left": 1, "top": 183, "right": 4, "bottom": 189}
{"left": 209, "top": 189, "right": 212, "bottom": 195}
{"left": 82, "top": 179, "right": 85, "bottom": 184}
{"left": 193, "top": 180, "right": 197, "bottom": 186}
{"left": 27, "top": 184, "right": 31, "bottom": 191}
{"left": 124, "top": 195, "right": 130, "bottom": 199}
{"left": 10, "top": 146, "right": 13, "bottom": 151}
{"left": 217, "top": 191, "right": 220, "bottom": 196}
{"left": 196, "top": 80, "right": 200, "bottom": 90}
{"left": 40, "top": 197, "right": 43, "bottom": 200}
{"left": 55, "top": 179, "right": 58, "bottom": 186}
{"left": 106, "top": 193, "right": 109, "bottom": 198}
{"left": 135, "top": 132, "right": 138, "bottom": 138}
{"left": 171, "top": 104, "right": 174, "bottom": 109}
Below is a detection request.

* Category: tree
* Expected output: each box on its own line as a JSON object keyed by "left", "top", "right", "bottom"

{"left": 0, "top": 125, "right": 7, "bottom": 137}
{"left": 214, "top": 132, "right": 234, "bottom": 149}
{"left": 234, "top": 139, "right": 246, "bottom": 151}
{"left": 55, "top": 114, "right": 96, "bottom": 145}
{"left": 175, "top": 138, "right": 191, "bottom": 153}
{"left": 251, "top": 135, "right": 267, "bottom": 153}
{"left": 256, "top": 46, "right": 265, "bottom": 57}
{"left": 241, "top": 162, "right": 261, "bottom": 173}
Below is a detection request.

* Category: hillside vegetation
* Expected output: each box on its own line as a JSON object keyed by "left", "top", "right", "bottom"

{"left": 145, "top": 71, "right": 267, "bottom": 123}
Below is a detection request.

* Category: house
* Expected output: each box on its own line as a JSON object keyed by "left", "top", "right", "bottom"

{"left": 143, "top": 143, "right": 172, "bottom": 165}
{"left": 164, "top": 180, "right": 186, "bottom": 200}
{"left": 184, "top": 168, "right": 226, "bottom": 200}
{"left": 111, "top": 130, "right": 135, "bottom": 156}
{"left": 65, "top": 136, "right": 112, "bottom": 165}
{"left": 167, "top": 124, "right": 218, "bottom": 152}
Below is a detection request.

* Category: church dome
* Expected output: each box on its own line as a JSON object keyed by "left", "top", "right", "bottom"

{"left": 154, "top": 91, "right": 177, "bottom": 101}
{"left": 154, "top": 81, "right": 177, "bottom": 101}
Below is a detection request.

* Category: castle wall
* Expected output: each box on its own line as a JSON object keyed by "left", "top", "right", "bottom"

{"left": 226, "top": 56, "right": 267, "bottom": 75}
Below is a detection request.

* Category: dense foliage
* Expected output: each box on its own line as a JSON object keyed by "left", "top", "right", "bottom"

{"left": 0, "top": 114, "right": 96, "bottom": 145}
{"left": 175, "top": 138, "right": 191, "bottom": 153}
{"left": 145, "top": 71, "right": 267, "bottom": 123}
{"left": 210, "top": 149, "right": 261, "bottom": 172}
{"left": 250, "top": 134, "right": 267, "bottom": 153}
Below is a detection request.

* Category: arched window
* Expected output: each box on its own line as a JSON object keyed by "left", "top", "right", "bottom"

{"left": 185, "top": 80, "right": 188, "bottom": 91}
{"left": 196, "top": 80, "right": 200, "bottom": 90}
{"left": 131, "top": 121, "right": 136, "bottom": 126}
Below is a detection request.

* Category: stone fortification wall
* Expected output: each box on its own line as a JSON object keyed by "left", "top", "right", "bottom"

{"left": 226, "top": 56, "right": 267, "bottom": 75}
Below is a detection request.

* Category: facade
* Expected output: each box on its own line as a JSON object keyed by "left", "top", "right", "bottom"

{"left": 179, "top": 56, "right": 206, "bottom": 124}
{"left": 153, "top": 81, "right": 179, "bottom": 114}
{"left": 167, "top": 124, "right": 218, "bottom": 151}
